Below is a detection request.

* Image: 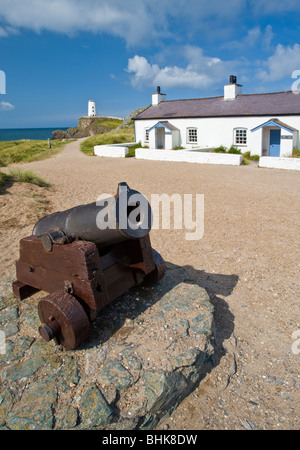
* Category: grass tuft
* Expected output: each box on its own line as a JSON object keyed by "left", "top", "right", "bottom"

{"left": 212, "top": 145, "right": 228, "bottom": 153}
{"left": 243, "top": 151, "right": 260, "bottom": 161}
{"left": 8, "top": 170, "right": 51, "bottom": 187}
{"left": 292, "top": 148, "right": 300, "bottom": 158}
{"left": 0, "top": 171, "right": 8, "bottom": 186}
{"left": 125, "top": 142, "right": 144, "bottom": 157}
{"left": 227, "top": 145, "right": 242, "bottom": 154}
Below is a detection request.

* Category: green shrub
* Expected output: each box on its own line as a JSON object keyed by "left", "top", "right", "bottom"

{"left": 241, "top": 158, "right": 250, "bottom": 165}
{"left": 213, "top": 145, "right": 228, "bottom": 153}
{"left": 243, "top": 151, "right": 259, "bottom": 161}
{"left": 125, "top": 142, "right": 143, "bottom": 158}
{"left": 228, "top": 145, "right": 242, "bottom": 154}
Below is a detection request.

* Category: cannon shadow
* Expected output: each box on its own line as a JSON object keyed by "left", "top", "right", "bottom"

{"left": 81, "top": 260, "right": 237, "bottom": 369}
{"left": 76, "top": 260, "right": 238, "bottom": 428}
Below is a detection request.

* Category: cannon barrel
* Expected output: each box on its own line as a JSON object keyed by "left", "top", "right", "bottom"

{"left": 33, "top": 182, "right": 152, "bottom": 251}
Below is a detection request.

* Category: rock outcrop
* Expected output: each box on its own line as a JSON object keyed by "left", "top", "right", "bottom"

{"left": 52, "top": 117, "right": 119, "bottom": 140}
{"left": 52, "top": 107, "right": 149, "bottom": 140}
{"left": 0, "top": 263, "right": 216, "bottom": 430}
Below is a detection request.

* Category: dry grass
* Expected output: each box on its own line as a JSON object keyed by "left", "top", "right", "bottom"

{"left": 0, "top": 139, "right": 66, "bottom": 165}
{"left": 0, "top": 169, "right": 50, "bottom": 188}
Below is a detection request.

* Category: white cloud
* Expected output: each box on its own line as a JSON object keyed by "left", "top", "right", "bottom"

{"left": 127, "top": 47, "right": 240, "bottom": 90}
{"left": 0, "top": 26, "right": 8, "bottom": 37}
{"left": 0, "top": 0, "right": 248, "bottom": 46}
{"left": 250, "top": 0, "right": 300, "bottom": 14}
{"left": 0, "top": 0, "right": 297, "bottom": 50}
{"left": 258, "top": 43, "right": 300, "bottom": 81}
{"left": 222, "top": 25, "right": 274, "bottom": 51}
{"left": 0, "top": 0, "right": 158, "bottom": 45}
{"left": 263, "top": 25, "right": 274, "bottom": 51}
{"left": 0, "top": 101, "right": 15, "bottom": 110}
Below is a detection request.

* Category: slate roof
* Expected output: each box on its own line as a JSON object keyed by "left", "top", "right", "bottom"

{"left": 134, "top": 91, "right": 300, "bottom": 120}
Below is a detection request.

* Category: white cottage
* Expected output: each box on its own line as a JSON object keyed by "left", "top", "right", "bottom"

{"left": 134, "top": 77, "right": 300, "bottom": 157}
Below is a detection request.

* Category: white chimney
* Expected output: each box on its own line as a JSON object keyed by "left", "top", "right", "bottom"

{"left": 152, "top": 86, "right": 166, "bottom": 105}
{"left": 224, "top": 75, "right": 242, "bottom": 101}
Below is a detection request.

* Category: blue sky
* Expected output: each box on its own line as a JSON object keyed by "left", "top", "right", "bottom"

{"left": 0, "top": 0, "right": 300, "bottom": 128}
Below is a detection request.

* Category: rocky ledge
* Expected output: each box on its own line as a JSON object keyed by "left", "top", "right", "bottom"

{"left": 0, "top": 263, "right": 216, "bottom": 430}
{"left": 52, "top": 117, "right": 118, "bottom": 140}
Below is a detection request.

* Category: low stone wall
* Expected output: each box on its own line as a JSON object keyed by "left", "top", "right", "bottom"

{"left": 94, "top": 146, "right": 129, "bottom": 158}
{"left": 0, "top": 264, "right": 217, "bottom": 430}
{"left": 135, "top": 148, "right": 242, "bottom": 165}
{"left": 259, "top": 156, "right": 300, "bottom": 171}
{"left": 94, "top": 142, "right": 138, "bottom": 158}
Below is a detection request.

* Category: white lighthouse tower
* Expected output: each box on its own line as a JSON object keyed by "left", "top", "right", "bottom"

{"left": 88, "top": 100, "right": 97, "bottom": 117}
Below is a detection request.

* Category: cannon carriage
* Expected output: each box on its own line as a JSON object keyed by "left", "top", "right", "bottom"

{"left": 12, "top": 182, "right": 165, "bottom": 350}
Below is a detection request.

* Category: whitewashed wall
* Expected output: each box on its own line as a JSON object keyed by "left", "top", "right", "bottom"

{"left": 259, "top": 157, "right": 300, "bottom": 170}
{"left": 135, "top": 148, "right": 242, "bottom": 165}
{"left": 280, "top": 129, "right": 294, "bottom": 157}
{"left": 135, "top": 115, "right": 300, "bottom": 154}
{"left": 94, "top": 145, "right": 128, "bottom": 158}
{"left": 94, "top": 142, "right": 137, "bottom": 158}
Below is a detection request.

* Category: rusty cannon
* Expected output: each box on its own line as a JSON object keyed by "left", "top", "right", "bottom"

{"left": 12, "top": 182, "right": 166, "bottom": 350}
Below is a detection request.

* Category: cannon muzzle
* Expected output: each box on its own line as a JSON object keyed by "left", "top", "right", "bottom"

{"left": 33, "top": 182, "right": 152, "bottom": 251}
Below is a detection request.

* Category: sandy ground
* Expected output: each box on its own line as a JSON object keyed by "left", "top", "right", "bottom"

{"left": 1, "top": 138, "right": 300, "bottom": 430}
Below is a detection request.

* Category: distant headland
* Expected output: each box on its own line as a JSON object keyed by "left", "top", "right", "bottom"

{"left": 52, "top": 105, "right": 148, "bottom": 140}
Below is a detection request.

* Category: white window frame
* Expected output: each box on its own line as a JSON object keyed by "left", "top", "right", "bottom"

{"left": 144, "top": 128, "right": 150, "bottom": 143}
{"left": 187, "top": 127, "right": 198, "bottom": 144}
{"left": 234, "top": 128, "right": 247, "bottom": 146}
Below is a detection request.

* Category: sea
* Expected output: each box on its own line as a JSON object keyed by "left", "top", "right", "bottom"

{"left": 0, "top": 127, "right": 70, "bottom": 142}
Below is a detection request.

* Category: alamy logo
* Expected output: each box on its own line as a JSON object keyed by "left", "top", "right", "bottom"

{"left": 96, "top": 191, "right": 204, "bottom": 241}
{"left": 0, "top": 70, "right": 6, "bottom": 95}
{"left": 291, "top": 330, "right": 300, "bottom": 355}
{"left": 292, "top": 70, "right": 300, "bottom": 95}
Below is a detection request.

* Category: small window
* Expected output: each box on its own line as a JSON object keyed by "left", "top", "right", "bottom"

{"left": 145, "top": 129, "right": 150, "bottom": 142}
{"left": 187, "top": 128, "right": 197, "bottom": 144}
{"left": 234, "top": 128, "right": 247, "bottom": 145}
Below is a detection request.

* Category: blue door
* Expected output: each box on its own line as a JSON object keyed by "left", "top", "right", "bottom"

{"left": 269, "top": 130, "right": 281, "bottom": 157}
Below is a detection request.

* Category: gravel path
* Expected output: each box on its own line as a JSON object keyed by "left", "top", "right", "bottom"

{"left": 1, "top": 138, "right": 300, "bottom": 430}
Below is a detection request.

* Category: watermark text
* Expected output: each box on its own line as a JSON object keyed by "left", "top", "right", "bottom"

{"left": 0, "top": 70, "right": 6, "bottom": 95}
{"left": 0, "top": 330, "right": 6, "bottom": 355}
{"left": 96, "top": 192, "right": 204, "bottom": 241}
{"left": 292, "top": 330, "right": 300, "bottom": 355}
{"left": 292, "top": 70, "right": 300, "bottom": 94}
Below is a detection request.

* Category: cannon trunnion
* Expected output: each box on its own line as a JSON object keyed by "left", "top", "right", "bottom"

{"left": 12, "top": 183, "right": 166, "bottom": 350}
